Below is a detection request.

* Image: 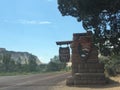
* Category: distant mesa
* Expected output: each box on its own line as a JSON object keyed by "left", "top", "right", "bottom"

{"left": 0, "top": 48, "right": 42, "bottom": 65}
{"left": 0, "top": 48, "right": 6, "bottom": 52}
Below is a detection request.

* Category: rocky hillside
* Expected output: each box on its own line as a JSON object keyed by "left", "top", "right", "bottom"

{"left": 0, "top": 48, "right": 41, "bottom": 65}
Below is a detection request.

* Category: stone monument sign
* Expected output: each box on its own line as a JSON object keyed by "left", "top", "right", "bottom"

{"left": 56, "top": 31, "right": 106, "bottom": 85}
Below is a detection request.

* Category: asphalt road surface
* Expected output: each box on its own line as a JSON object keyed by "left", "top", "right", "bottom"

{"left": 0, "top": 72, "right": 70, "bottom": 90}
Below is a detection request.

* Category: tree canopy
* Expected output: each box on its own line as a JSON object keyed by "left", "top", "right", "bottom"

{"left": 58, "top": 0, "right": 120, "bottom": 55}
{"left": 58, "top": 0, "right": 120, "bottom": 20}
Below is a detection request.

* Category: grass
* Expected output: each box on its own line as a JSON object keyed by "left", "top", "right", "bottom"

{"left": 0, "top": 72, "right": 34, "bottom": 76}
{"left": 0, "top": 70, "right": 70, "bottom": 76}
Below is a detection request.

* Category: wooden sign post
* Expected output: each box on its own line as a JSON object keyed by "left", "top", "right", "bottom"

{"left": 56, "top": 41, "right": 72, "bottom": 62}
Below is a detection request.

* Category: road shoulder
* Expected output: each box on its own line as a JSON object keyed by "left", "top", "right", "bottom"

{"left": 51, "top": 75, "right": 120, "bottom": 90}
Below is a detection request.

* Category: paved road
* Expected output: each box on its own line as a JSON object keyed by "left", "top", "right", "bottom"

{"left": 0, "top": 72, "right": 70, "bottom": 90}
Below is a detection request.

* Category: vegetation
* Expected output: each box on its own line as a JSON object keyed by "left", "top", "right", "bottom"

{"left": 100, "top": 54, "right": 120, "bottom": 76}
{"left": 58, "top": 0, "right": 120, "bottom": 56}
{"left": 0, "top": 53, "right": 39, "bottom": 73}
{"left": 0, "top": 54, "right": 69, "bottom": 76}
{"left": 47, "top": 56, "right": 67, "bottom": 72}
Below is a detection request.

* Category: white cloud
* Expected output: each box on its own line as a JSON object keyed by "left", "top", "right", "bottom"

{"left": 3, "top": 19, "right": 52, "bottom": 25}
{"left": 18, "top": 19, "right": 52, "bottom": 25}
{"left": 38, "top": 21, "right": 52, "bottom": 24}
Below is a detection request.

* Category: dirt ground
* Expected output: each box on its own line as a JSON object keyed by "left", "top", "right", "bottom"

{"left": 52, "top": 75, "right": 120, "bottom": 90}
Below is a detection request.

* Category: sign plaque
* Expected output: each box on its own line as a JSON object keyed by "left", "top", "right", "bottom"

{"left": 59, "top": 47, "right": 70, "bottom": 62}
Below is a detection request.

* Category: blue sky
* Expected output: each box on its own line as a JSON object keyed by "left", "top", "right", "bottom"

{"left": 0, "top": 0, "right": 84, "bottom": 63}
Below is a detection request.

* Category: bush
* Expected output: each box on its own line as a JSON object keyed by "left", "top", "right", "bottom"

{"left": 99, "top": 54, "right": 120, "bottom": 76}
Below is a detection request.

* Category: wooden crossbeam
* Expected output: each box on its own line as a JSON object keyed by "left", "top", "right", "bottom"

{"left": 56, "top": 40, "right": 72, "bottom": 45}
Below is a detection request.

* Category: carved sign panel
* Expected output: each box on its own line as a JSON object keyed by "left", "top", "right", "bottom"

{"left": 59, "top": 47, "right": 70, "bottom": 62}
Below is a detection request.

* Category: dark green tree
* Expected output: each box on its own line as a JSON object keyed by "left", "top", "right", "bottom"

{"left": 0, "top": 53, "right": 17, "bottom": 72}
{"left": 47, "top": 61, "right": 59, "bottom": 71}
{"left": 15, "top": 57, "right": 22, "bottom": 72}
{"left": 0, "top": 55, "right": 3, "bottom": 72}
{"left": 28, "top": 55, "right": 38, "bottom": 72}
{"left": 47, "top": 56, "right": 66, "bottom": 71}
{"left": 8, "top": 59, "right": 16, "bottom": 72}
{"left": 38, "top": 64, "right": 47, "bottom": 72}
{"left": 58, "top": 0, "right": 120, "bottom": 55}
{"left": 2, "top": 52, "right": 11, "bottom": 72}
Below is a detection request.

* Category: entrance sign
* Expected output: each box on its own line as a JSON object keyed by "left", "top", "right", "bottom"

{"left": 59, "top": 47, "right": 70, "bottom": 62}
{"left": 56, "top": 31, "right": 106, "bottom": 85}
